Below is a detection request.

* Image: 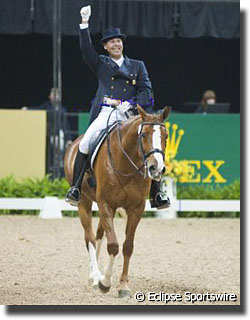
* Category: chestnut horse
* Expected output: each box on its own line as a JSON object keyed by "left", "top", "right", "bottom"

{"left": 64, "top": 105, "right": 170, "bottom": 297}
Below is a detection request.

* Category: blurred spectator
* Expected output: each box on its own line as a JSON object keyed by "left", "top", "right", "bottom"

{"left": 22, "top": 88, "right": 72, "bottom": 176}
{"left": 22, "top": 87, "right": 64, "bottom": 111}
{"left": 22, "top": 88, "right": 72, "bottom": 148}
{"left": 196, "top": 90, "right": 217, "bottom": 114}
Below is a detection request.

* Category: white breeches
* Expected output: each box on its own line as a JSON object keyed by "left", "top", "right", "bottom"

{"left": 79, "top": 107, "right": 127, "bottom": 154}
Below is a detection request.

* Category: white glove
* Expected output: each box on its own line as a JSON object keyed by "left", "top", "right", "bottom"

{"left": 80, "top": 5, "right": 91, "bottom": 21}
{"left": 103, "top": 97, "right": 120, "bottom": 106}
{"left": 117, "top": 101, "right": 134, "bottom": 118}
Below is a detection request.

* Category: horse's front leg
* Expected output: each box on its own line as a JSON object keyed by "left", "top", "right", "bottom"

{"left": 96, "top": 219, "right": 105, "bottom": 262}
{"left": 78, "top": 197, "right": 102, "bottom": 289}
{"left": 98, "top": 202, "right": 119, "bottom": 293}
{"left": 119, "top": 206, "right": 144, "bottom": 298}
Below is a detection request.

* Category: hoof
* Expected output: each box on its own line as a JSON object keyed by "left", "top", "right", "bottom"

{"left": 98, "top": 280, "right": 111, "bottom": 293}
{"left": 89, "top": 278, "right": 101, "bottom": 290}
{"left": 92, "top": 283, "right": 99, "bottom": 290}
{"left": 118, "top": 289, "right": 132, "bottom": 298}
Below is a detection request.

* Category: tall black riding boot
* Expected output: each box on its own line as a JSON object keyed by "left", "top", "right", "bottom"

{"left": 150, "top": 180, "right": 171, "bottom": 209}
{"left": 65, "top": 151, "right": 89, "bottom": 206}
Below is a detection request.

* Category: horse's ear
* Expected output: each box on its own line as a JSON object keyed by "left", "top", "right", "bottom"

{"left": 161, "top": 106, "right": 171, "bottom": 122}
{"left": 137, "top": 104, "right": 147, "bottom": 121}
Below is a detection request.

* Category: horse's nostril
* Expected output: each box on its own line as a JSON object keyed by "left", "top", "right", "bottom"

{"left": 162, "top": 166, "right": 166, "bottom": 174}
{"left": 149, "top": 165, "right": 157, "bottom": 173}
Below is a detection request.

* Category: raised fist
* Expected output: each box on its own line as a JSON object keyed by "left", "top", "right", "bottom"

{"left": 80, "top": 5, "right": 91, "bottom": 21}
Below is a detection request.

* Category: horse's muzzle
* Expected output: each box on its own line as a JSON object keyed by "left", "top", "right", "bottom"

{"left": 149, "top": 164, "right": 165, "bottom": 181}
{"left": 161, "top": 166, "right": 166, "bottom": 175}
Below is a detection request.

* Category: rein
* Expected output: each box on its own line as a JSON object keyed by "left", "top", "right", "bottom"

{"left": 106, "top": 110, "right": 165, "bottom": 178}
{"left": 106, "top": 109, "right": 146, "bottom": 177}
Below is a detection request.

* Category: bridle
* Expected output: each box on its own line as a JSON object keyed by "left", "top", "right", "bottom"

{"left": 106, "top": 109, "right": 166, "bottom": 178}
{"left": 137, "top": 121, "right": 166, "bottom": 163}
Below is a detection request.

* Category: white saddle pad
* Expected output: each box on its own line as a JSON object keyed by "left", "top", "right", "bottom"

{"left": 90, "top": 122, "right": 118, "bottom": 169}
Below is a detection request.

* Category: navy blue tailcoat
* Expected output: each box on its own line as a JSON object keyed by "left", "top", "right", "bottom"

{"left": 79, "top": 28, "right": 154, "bottom": 124}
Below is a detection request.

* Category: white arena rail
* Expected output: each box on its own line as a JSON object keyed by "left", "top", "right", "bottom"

{"left": 0, "top": 197, "right": 240, "bottom": 219}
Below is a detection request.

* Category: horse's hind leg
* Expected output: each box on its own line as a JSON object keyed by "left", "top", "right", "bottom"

{"left": 78, "top": 196, "right": 102, "bottom": 289}
{"left": 119, "top": 207, "right": 143, "bottom": 298}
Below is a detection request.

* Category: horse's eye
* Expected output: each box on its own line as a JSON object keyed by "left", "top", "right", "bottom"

{"left": 141, "top": 133, "right": 146, "bottom": 138}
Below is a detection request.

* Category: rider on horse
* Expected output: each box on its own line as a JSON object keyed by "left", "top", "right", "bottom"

{"left": 65, "top": 5, "right": 170, "bottom": 209}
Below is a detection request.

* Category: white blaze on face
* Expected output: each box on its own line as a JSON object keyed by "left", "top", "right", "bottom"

{"left": 152, "top": 125, "right": 165, "bottom": 173}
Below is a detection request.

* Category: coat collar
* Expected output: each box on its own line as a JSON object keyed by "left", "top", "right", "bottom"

{"left": 115, "top": 56, "right": 131, "bottom": 77}
{"left": 108, "top": 56, "right": 119, "bottom": 70}
{"left": 108, "top": 55, "right": 130, "bottom": 70}
{"left": 107, "top": 56, "right": 132, "bottom": 79}
{"left": 110, "top": 55, "right": 125, "bottom": 67}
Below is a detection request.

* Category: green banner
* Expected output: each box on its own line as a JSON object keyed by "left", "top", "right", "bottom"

{"left": 78, "top": 112, "right": 90, "bottom": 134}
{"left": 78, "top": 112, "right": 240, "bottom": 185}
{"left": 167, "top": 114, "right": 240, "bottom": 185}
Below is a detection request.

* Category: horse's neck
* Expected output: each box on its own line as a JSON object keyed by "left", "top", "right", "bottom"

{"left": 120, "top": 117, "right": 142, "bottom": 163}
{"left": 113, "top": 117, "right": 150, "bottom": 191}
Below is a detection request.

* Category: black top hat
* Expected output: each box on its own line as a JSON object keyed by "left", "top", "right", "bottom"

{"left": 100, "top": 28, "right": 126, "bottom": 44}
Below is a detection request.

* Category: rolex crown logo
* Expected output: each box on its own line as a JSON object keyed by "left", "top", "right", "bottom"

{"left": 165, "top": 122, "right": 185, "bottom": 161}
